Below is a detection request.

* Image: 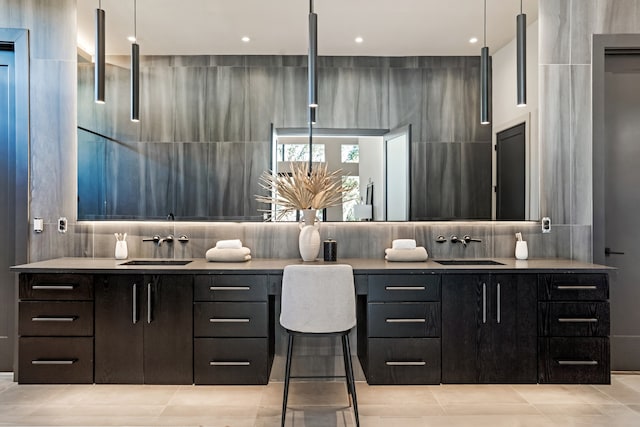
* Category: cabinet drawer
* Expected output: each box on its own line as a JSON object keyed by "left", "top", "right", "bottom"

{"left": 538, "top": 302, "right": 610, "bottom": 337}
{"left": 18, "top": 337, "right": 94, "bottom": 384}
{"left": 194, "top": 338, "right": 271, "bottom": 384}
{"left": 19, "top": 301, "right": 94, "bottom": 336}
{"left": 368, "top": 275, "right": 440, "bottom": 302}
{"left": 538, "top": 337, "right": 610, "bottom": 384}
{"left": 368, "top": 303, "right": 440, "bottom": 337}
{"left": 194, "top": 302, "right": 268, "bottom": 337}
{"left": 366, "top": 338, "right": 441, "bottom": 385}
{"left": 194, "top": 275, "right": 267, "bottom": 302}
{"left": 20, "top": 274, "right": 93, "bottom": 301}
{"left": 538, "top": 274, "right": 608, "bottom": 301}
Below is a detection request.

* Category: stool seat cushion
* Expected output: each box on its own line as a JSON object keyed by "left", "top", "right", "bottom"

{"left": 280, "top": 264, "right": 356, "bottom": 333}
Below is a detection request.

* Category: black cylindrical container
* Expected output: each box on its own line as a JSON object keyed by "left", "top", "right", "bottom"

{"left": 323, "top": 239, "right": 337, "bottom": 261}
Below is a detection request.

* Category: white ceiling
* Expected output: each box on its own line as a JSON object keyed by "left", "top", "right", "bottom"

{"left": 77, "top": 0, "right": 538, "bottom": 57}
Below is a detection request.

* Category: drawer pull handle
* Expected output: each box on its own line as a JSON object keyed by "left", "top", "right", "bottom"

{"left": 557, "top": 360, "right": 599, "bottom": 366}
{"left": 385, "top": 318, "right": 426, "bottom": 323}
{"left": 209, "top": 361, "right": 251, "bottom": 366}
{"left": 385, "top": 361, "right": 426, "bottom": 366}
{"left": 31, "top": 359, "right": 76, "bottom": 365}
{"left": 31, "top": 316, "right": 77, "bottom": 322}
{"left": 384, "top": 286, "right": 426, "bottom": 291}
{"left": 31, "top": 285, "right": 75, "bottom": 290}
{"left": 556, "top": 285, "right": 598, "bottom": 290}
{"left": 209, "top": 318, "right": 250, "bottom": 323}
{"left": 557, "top": 318, "right": 598, "bottom": 323}
{"left": 210, "top": 286, "right": 251, "bottom": 291}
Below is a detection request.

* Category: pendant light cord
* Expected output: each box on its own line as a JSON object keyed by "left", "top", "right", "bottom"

{"left": 134, "top": 0, "right": 137, "bottom": 40}
{"left": 483, "top": 0, "right": 487, "bottom": 47}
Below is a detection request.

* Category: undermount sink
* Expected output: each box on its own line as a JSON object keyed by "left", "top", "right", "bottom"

{"left": 435, "top": 259, "right": 505, "bottom": 266}
{"left": 120, "top": 259, "right": 193, "bottom": 266}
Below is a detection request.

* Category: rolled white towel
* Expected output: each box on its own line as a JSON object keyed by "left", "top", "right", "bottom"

{"left": 392, "top": 239, "right": 417, "bottom": 250}
{"left": 385, "top": 247, "right": 428, "bottom": 262}
{"left": 206, "top": 247, "right": 251, "bottom": 262}
{"left": 215, "top": 239, "right": 243, "bottom": 249}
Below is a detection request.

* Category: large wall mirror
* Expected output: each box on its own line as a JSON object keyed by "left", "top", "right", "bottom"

{"left": 76, "top": 0, "right": 539, "bottom": 222}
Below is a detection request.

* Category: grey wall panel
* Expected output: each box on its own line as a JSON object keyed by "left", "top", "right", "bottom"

{"left": 282, "top": 66, "right": 308, "bottom": 127}
{"left": 460, "top": 142, "right": 492, "bottom": 219}
{"left": 569, "top": 0, "right": 596, "bottom": 65}
{"left": 207, "top": 142, "right": 246, "bottom": 218}
{"left": 106, "top": 141, "right": 143, "bottom": 218}
{"left": 422, "top": 67, "right": 457, "bottom": 142}
{"left": 174, "top": 143, "right": 210, "bottom": 219}
{"left": 206, "top": 66, "right": 249, "bottom": 142}
{"left": 243, "top": 141, "right": 270, "bottom": 220}
{"left": 248, "top": 67, "right": 284, "bottom": 141}
{"left": 174, "top": 67, "right": 208, "bottom": 142}
{"left": 77, "top": 135, "right": 106, "bottom": 219}
{"left": 540, "top": 65, "right": 571, "bottom": 225}
{"left": 411, "top": 142, "right": 461, "bottom": 220}
{"left": 140, "top": 66, "right": 175, "bottom": 142}
{"left": 539, "top": 0, "right": 571, "bottom": 65}
{"left": 389, "top": 68, "right": 423, "bottom": 135}
{"left": 570, "top": 65, "right": 593, "bottom": 226}
{"left": 141, "top": 142, "right": 174, "bottom": 218}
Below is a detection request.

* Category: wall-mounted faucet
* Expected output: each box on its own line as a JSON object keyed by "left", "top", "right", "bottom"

{"left": 450, "top": 235, "right": 482, "bottom": 247}
{"left": 143, "top": 235, "right": 174, "bottom": 247}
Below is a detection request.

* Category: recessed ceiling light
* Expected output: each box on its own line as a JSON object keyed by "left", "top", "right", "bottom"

{"left": 241, "top": 36, "right": 251, "bottom": 43}
{"left": 127, "top": 35, "right": 136, "bottom": 42}
{"left": 469, "top": 37, "right": 478, "bottom": 44}
{"left": 355, "top": 37, "right": 363, "bottom": 44}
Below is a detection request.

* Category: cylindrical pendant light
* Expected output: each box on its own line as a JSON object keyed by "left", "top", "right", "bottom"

{"left": 516, "top": 0, "right": 527, "bottom": 107}
{"left": 480, "top": 0, "right": 490, "bottom": 125}
{"left": 95, "top": 0, "right": 105, "bottom": 104}
{"left": 131, "top": 0, "right": 139, "bottom": 122}
{"left": 308, "top": 0, "right": 318, "bottom": 109}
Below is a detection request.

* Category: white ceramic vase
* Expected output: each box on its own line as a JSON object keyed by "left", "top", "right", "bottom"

{"left": 115, "top": 241, "right": 128, "bottom": 260}
{"left": 299, "top": 209, "right": 320, "bottom": 261}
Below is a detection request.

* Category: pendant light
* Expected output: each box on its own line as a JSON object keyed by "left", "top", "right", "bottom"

{"left": 308, "top": 0, "right": 318, "bottom": 172}
{"left": 516, "top": 0, "right": 527, "bottom": 107}
{"left": 95, "top": 0, "right": 105, "bottom": 104}
{"left": 480, "top": 0, "right": 490, "bottom": 125}
{"left": 130, "top": 0, "right": 139, "bottom": 122}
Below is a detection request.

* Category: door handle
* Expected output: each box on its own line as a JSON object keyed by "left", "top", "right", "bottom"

{"left": 132, "top": 283, "right": 138, "bottom": 324}
{"left": 482, "top": 283, "right": 487, "bottom": 324}
{"left": 604, "top": 247, "right": 624, "bottom": 256}
{"left": 147, "top": 283, "right": 152, "bottom": 324}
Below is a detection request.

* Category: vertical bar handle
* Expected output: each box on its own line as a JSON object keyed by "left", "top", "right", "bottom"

{"left": 132, "top": 283, "right": 137, "bottom": 324}
{"left": 496, "top": 282, "right": 501, "bottom": 324}
{"left": 482, "top": 282, "right": 487, "bottom": 324}
{"left": 147, "top": 283, "right": 152, "bottom": 324}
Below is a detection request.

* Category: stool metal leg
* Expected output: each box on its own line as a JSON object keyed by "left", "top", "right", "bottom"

{"left": 282, "top": 333, "right": 294, "bottom": 427}
{"left": 342, "top": 334, "right": 360, "bottom": 427}
{"left": 340, "top": 334, "right": 353, "bottom": 406}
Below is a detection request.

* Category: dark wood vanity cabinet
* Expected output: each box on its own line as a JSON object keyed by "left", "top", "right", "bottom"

{"left": 193, "top": 274, "right": 274, "bottom": 385}
{"left": 537, "top": 274, "right": 610, "bottom": 384}
{"left": 18, "top": 274, "right": 94, "bottom": 384}
{"left": 441, "top": 274, "right": 537, "bottom": 384}
{"left": 94, "top": 274, "right": 193, "bottom": 384}
{"left": 359, "top": 274, "right": 442, "bottom": 385}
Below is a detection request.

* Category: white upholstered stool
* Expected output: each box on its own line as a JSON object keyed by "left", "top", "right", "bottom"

{"left": 279, "top": 264, "right": 359, "bottom": 427}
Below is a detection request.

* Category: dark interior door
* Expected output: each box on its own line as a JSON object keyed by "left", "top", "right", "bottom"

{"left": 496, "top": 123, "right": 525, "bottom": 220}
{"left": 604, "top": 53, "right": 640, "bottom": 369}
{"left": 0, "top": 47, "right": 15, "bottom": 371}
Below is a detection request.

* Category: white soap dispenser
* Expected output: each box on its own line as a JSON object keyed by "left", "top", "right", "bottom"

{"left": 115, "top": 233, "right": 128, "bottom": 260}
{"left": 515, "top": 232, "right": 528, "bottom": 260}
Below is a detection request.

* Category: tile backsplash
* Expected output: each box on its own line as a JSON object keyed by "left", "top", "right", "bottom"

{"left": 28, "top": 220, "right": 589, "bottom": 263}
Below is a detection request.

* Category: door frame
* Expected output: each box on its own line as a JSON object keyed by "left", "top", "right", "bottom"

{"left": 0, "top": 28, "right": 30, "bottom": 377}
{"left": 592, "top": 34, "right": 640, "bottom": 265}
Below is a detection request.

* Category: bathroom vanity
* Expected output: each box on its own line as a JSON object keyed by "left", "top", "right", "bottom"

{"left": 11, "top": 258, "right": 611, "bottom": 385}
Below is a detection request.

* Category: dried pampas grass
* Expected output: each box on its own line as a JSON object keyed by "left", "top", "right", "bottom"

{"left": 256, "top": 163, "right": 355, "bottom": 220}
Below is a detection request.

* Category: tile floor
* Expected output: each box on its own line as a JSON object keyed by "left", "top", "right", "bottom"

{"left": 0, "top": 373, "right": 639, "bottom": 426}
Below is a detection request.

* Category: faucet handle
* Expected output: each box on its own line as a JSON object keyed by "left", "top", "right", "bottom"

{"left": 143, "top": 235, "right": 161, "bottom": 243}
{"left": 463, "top": 235, "right": 482, "bottom": 243}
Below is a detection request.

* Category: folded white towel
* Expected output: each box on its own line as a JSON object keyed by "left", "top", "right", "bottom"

{"left": 392, "top": 239, "right": 417, "bottom": 250}
{"left": 215, "top": 239, "right": 243, "bottom": 249}
{"left": 385, "top": 247, "right": 428, "bottom": 262}
{"left": 206, "top": 247, "right": 251, "bottom": 262}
